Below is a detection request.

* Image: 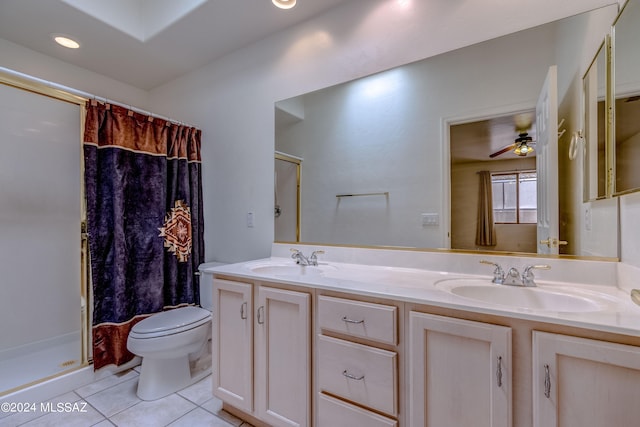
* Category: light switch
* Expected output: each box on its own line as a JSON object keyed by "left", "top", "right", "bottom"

{"left": 421, "top": 213, "right": 439, "bottom": 226}
{"left": 247, "top": 212, "right": 255, "bottom": 228}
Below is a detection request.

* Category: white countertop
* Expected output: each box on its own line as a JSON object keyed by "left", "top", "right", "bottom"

{"left": 200, "top": 255, "right": 640, "bottom": 338}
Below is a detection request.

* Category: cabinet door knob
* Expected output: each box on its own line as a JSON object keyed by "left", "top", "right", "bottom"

{"left": 342, "top": 370, "right": 365, "bottom": 381}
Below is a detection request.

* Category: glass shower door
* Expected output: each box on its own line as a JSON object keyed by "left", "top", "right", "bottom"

{"left": 0, "top": 81, "right": 87, "bottom": 395}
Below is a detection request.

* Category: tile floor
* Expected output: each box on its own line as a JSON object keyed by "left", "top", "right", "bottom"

{"left": 0, "top": 368, "right": 252, "bottom": 427}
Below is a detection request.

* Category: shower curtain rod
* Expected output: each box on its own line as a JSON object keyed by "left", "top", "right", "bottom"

{"left": 0, "top": 66, "right": 198, "bottom": 128}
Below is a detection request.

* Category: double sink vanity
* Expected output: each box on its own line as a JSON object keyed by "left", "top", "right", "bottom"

{"left": 200, "top": 244, "right": 640, "bottom": 427}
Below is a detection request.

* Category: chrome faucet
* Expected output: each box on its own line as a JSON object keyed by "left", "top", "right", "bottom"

{"left": 505, "top": 267, "right": 523, "bottom": 286}
{"left": 290, "top": 249, "right": 324, "bottom": 266}
{"left": 309, "top": 250, "right": 325, "bottom": 266}
{"left": 504, "top": 265, "right": 551, "bottom": 287}
{"left": 290, "top": 248, "right": 310, "bottom": 265}
{"left": 480, "top": 260, "right": 550, "bottom": 287}
{"left": 521, "top": 264, "right": 551, "bottom": 287}
{"left": 479, "top": 260, "right": 505, "bottom": 284}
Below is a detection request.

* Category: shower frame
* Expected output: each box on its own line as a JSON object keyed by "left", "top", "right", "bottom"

{"left": 0, "top": 71, "right": 90, "bottom": 396}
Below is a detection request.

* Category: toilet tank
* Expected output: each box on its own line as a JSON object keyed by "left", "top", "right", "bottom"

{"left": 198, "top": 262, "right": 226, "bottom": 311}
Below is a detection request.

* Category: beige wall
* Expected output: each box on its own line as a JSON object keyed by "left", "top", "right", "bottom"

{"left": 452, "top": 158, "right": 537, "bottom": 253}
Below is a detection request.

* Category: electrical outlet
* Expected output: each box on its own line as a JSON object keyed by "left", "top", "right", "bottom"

{"left": 584, "top": 207, "right": 591, "bottom": 231}
{"left": 247, "top": 212, "right": 255, "bottom": 228}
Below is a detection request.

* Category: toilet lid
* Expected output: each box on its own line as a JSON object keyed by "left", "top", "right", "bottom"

{"left": 131, "top": 306, "right": 211, "bottom": 336}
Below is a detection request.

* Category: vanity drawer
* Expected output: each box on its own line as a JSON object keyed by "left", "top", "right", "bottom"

{"left": 318, "top": 295, "right": 397, "bottom": 345}
{"left": 318, "top": 335, "right": 397, "bottom": 416}
{"left": 318, "top": 393, "right": 398, "bottom": 427}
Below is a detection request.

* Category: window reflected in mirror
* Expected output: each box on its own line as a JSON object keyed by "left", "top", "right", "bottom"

{"left": 492, "top": 172, "right": 537, "bottom": 224}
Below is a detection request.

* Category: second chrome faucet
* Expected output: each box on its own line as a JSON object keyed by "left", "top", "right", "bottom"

{"left": 480, "top": 260, "right": 550, "bottom": 287}
{"left": 291, "top": 248, "right": 325, "bottom": 266}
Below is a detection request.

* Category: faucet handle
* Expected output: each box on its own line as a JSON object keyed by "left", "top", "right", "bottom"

{"left": 310, "top": 250, "right": 325, "bottom": 265}
{"left": 479, "top": 260, "right": 505, "bottom": 284}
{"left": 290, "top": 248, "right": 302, "bottom": 262}
{"left": 522, "top": 264, "right": 551, "bottom": 286}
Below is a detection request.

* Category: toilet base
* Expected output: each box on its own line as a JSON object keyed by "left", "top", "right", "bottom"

{"left": 136, "top": 354, "right": 211, "bottom": 401}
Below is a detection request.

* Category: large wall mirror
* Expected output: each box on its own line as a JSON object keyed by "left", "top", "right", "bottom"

{"left": 275, "top": 5, "right": 620, "bottom": 260}
{"left": 613, "top": 0, "right": 640, "bottom": 195}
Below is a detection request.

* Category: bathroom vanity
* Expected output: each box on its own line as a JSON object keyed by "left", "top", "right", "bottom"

{"left": 201, "top": 244, "right": 640, "bottom": 427}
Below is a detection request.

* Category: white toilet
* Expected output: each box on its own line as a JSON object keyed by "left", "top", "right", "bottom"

{"left": 127, "top": 281, "right": 213, "bottom": 400}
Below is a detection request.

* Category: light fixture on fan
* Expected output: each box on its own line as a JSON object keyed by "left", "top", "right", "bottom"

{"left": 272, "top": 0, "right": 296, "bottom": 9}
{"left": 513, "top": 132, "right": 534, "bottom": 156}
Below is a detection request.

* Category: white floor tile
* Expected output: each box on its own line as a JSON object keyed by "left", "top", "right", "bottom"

{"left": 176, "top": 377, "right": 214, "bottom": 406}
{"left": 167, "top": 408, "right": 236, "bottom": 427}
{"left": 2, "top": 368, "right": 251, "bottom": 427}
{"left": 108, "top": 393, "right": 195, "bottom": 427}
{"left": 19, "top": 403, "right": 105, "bottom": 427}
{"left": 0, "top": 392, "right": 84, "bottom": 427}
{"left": 83, "top": 378, "right": 140, "bottom": 418}
{"left": 75, "top": 370, "right": 139, "bottom": 398}
{"left": 200, "top": 398, "right": 243, "bottom": 427}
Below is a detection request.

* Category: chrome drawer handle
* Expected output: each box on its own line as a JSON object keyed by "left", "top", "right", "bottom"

{"left": 342, "top": 370, "right": 365, "bottom": 381}
{"left": 544, "top": 364, "right": 551, "bottom": 398}
{"left": 342, "top": 316, "right": 364, "bottom": 324}
{"left": 240, "top": 301, "right": 247, "bottom": 320}
{"left": 257, "top": 306, "right": 264, "bottom": 325}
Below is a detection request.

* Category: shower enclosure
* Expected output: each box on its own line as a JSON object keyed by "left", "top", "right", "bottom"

{"left": 275, "top": 152, "right": 301, "bottom": 242}
{"left": 0, "top": 75, "right": 89, "bottom": 395}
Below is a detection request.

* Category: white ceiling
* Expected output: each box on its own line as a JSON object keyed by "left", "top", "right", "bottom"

{"left": 0, "top": 0, "right": 350, "bottom": 91}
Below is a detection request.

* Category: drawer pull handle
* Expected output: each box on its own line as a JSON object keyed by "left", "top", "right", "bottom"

{"left": 544, "top": 364, "right": 551, "bottom": 398}
{"left": 496, "top": 356, "right": 503, "bottom": 388}
{"left": 257, "top": 306, "right": 265, "bottom": 325}
{"left": 342, "top": 316, "right": 364, "bottom": 324}
{"left": 240, "top": 301, "right": 247, "bottom": 320}
{"left": 342, "top": 370, "right": 365, "bottom": 381}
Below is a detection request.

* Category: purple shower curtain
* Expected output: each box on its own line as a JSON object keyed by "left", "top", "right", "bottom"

{"left": 83, "top": 101, "right": 204, "bottom": 369}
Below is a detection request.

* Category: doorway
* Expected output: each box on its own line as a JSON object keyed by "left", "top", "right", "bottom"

{"left": 449, "top": 111, "right": 539, "bottom": 253}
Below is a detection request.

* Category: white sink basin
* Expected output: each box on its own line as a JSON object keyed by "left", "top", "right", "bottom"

{"left": 249, "top": 263, "right": 336, "bottom": 278}
{"left": 436, "top": 279, "right": 613, "bottom": 313}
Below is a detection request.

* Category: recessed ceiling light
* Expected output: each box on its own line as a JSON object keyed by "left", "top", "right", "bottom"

{"left": 53, "top": 35, "right": 80, "bottom": 49}
{"left": 272, "top": 0, "right": 296, "bottom": 9}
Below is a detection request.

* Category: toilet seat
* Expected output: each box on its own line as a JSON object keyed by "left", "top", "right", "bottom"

{"left": 130, "top": 306, "right": 211, "bottom": 339}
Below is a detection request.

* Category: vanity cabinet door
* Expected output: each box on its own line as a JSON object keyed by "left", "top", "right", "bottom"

{"left": 212, "top": 278, "right": 253, "bottom": 412}
{"left": 255, "top": 286, "right": 311, "bottom": 427}
{"left": 533, "top": 331, "right": 640, "bottom": 427}
{"left": 408, "top": 311, "right": 512, "bottom": 427}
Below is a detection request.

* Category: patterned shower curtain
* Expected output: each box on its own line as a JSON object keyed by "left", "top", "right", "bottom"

{"left": 83, "top": 101, "right": 204, "bottom": 370}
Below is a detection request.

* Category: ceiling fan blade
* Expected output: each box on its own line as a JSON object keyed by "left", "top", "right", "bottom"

{"left": 489, "top": 143, "right": 516, "bottom": 158}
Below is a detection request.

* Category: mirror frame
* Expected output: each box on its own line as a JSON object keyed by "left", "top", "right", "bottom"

{"left": 582, "top": 37, "right": 612, "bottom": 202}
{"left": 612, "top": 0, "right": 640, "bottom": 196}
{"left": 275, "top": 7, "right": 622, "bottom": 262}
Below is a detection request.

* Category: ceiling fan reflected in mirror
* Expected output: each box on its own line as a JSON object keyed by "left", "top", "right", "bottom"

{"left": 489, "top": 112, "right": 536, "bottom": 158}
